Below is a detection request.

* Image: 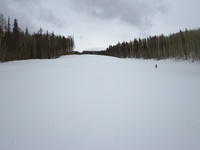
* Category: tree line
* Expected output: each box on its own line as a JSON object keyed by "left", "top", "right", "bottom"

{"left": 105, "top": 28, "right": 200, "bottom": 61}
{"left": 1, "top": 13, "right": 200, "bottom": 62}
{"left": 0, "top": 14, "right": 75, "bottom": 62}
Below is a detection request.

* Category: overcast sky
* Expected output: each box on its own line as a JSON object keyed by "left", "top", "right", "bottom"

{"left": 1, "top": 0, "right": 200, "bottom": 51}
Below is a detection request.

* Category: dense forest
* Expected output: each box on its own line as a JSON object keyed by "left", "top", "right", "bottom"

{"left": 0, "top": 14, "right": 75, "bottom": 62}
{"left": 72, "top": 28, "right": 200, "bottom": 61}
{"left": 1, "top": 14, "right": 200, "bottom": 62}
{"left": 105, "top": 28, "right": 200, "bottom": 61}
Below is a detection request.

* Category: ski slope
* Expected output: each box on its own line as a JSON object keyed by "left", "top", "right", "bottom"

{"left": 0, "top": 55, "right": 200, "bottom": 150}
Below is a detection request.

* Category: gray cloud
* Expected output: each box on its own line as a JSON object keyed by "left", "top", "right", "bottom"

{"left": 0, "top": 0, "right": 64, "bottom": 32}
{"left": 69, "top": 0, "right": 169, "bottom": 28}
{"left": 0, "top": 0, "right": 14, "bottom": 17}
{"left": 0, "top": 0, "right": 41, "bottom": 32}
{"left": 38, "top": 9, "right": 65, "bottom": 28}
{"left": 12, "top": 0, "right": 41, "bottom": 5}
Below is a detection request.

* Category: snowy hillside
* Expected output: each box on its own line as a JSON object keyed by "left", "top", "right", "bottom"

{"left": 0, "top": 55, "right": 200, "bottom": 150}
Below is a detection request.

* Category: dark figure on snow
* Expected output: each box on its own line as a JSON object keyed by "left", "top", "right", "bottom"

{"left": 155, "top": 64, "right": 158, "bottom": 68}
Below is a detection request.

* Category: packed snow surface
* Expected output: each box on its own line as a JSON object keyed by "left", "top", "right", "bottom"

{"left": 0, "top": 55, "right": 200, "bottom": 150}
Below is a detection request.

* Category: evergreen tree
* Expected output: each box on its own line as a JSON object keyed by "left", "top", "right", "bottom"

{"left": 0, "top": 14, "right": 75, "bottom": 62}
{"left": 5, "top": 18, "right": 12, "bottom": 51}
{"left": 0, "top": 14, "right": 5, "bottom": 62}
{"left": 12, "top": 18, "right": 20, "bottom": 59}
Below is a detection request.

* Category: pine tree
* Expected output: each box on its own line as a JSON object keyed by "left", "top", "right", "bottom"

{"left": 3, "top": 17, "right": 12, "bottom": 60}
{"left": 0, "top": 14, "right": 5, "bottom": 62}
{"left": 5, "top": 18, "right": 12, "bottom": 51}
{"left": 12, "top": 18, "right": 20, "bottom": 59}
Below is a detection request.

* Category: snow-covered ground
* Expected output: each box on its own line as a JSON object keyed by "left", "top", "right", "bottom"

{"left": 0, "top": 55, "right": 200, "bottom": 150}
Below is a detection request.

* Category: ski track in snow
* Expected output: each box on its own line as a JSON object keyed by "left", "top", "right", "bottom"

{"left": 0, "top": 55, "right": 200, "bottom": 150}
